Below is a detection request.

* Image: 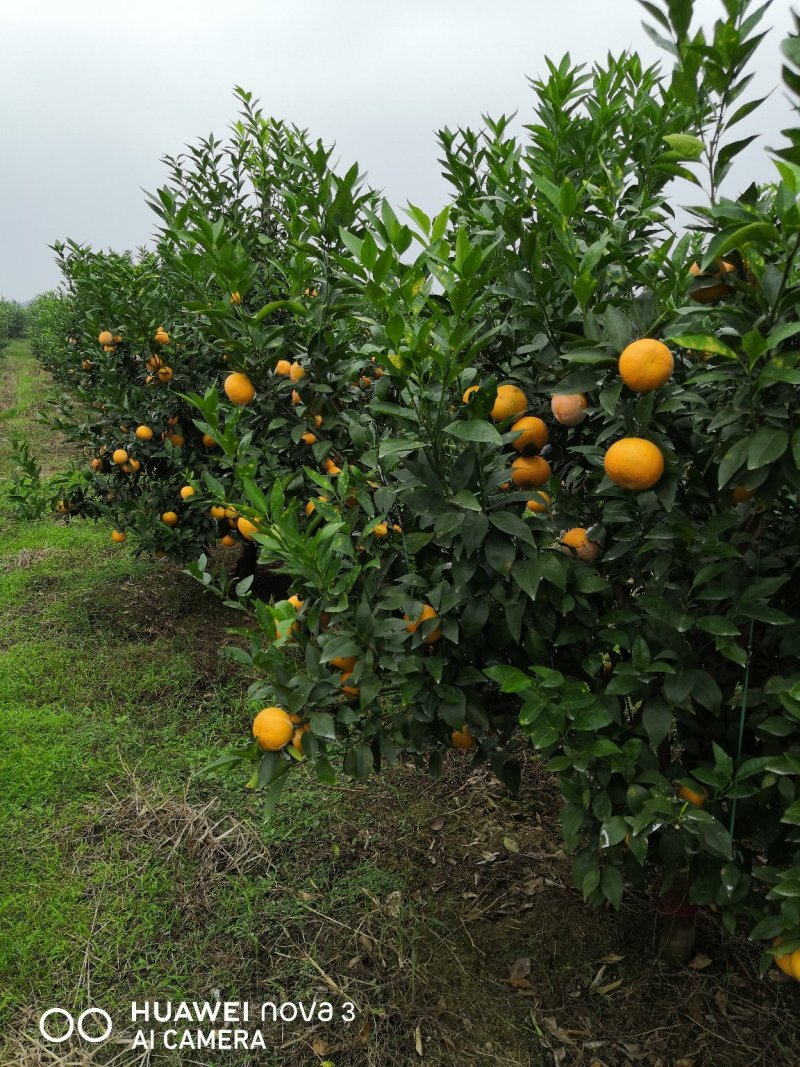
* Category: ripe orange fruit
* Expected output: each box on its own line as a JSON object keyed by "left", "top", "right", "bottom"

{"left": 103, "top": 345, "right": 116, "bottom": 353}
{"left": 511, "top": 455, "right": 551, "bottom": 488}
{"left": 161, "top": 511, "right": 178, "bottom": 526}
{"left": 220, "top": 534, "right": 236, "bottom": 547}
{"left": 127, "top": 458, "right": 141, "bottom": 473}
{"left": 252, "top": 706, "right": 293, "bottom": 750}
{"left": 618, "top": 338, "right": 674, "bottom": 392}
{"left": 689, "top": 259, "right": 735, "bottom": 303}
{"left": 113, "top": 334, "right": 122, "bottom": 344}
{"left": 526, "top": 491, "right": 552, "bottom": 513}
{"left": 82, "top": 359, "right": 92, "bottom": 371}
{"left": 180, "top": 485, "right": 195, "bottom": 500}
{"left": 154, "top": 327, "right": 170, "bottom": 345}
{"left": 452, "top": 725, "right": 477, "bottom": 750}
{"left": 372, "top": 522, "right": 388, "bottom": 537}
{"left": 112, "top": 448, "right": 129, "bottom": 465}
{"left": 231, "top": 291, "right": 242, "bottom": 304}
{"left": 224, "top": 371, "right": 256, "bottom": 406}
{"left": 392, "top": 523, "right": 402, "bottom": 533}
{"left": 237, "top": 516, "right": 259, "bottom": 541}
{"left": 168, "top": 433, "right": 185, "bottom": 447}
{"left": 291, "top": 726, "right": 310, "bottom": 754}
{"left": 301, "top": 432, "right": 317, "bottom": 444}
{"left": 490, "top": 384, "right": 528, "bottom": 422}
{"left": 275, "top": 359, "right": 292, "bottom": 376}
{"left": 772, "top": 938, "right": 800, "bottom": 980}
{"left": 146, "top": 354, "right": 164, "bottom": 371}
{"left": 340, "top": 671, "right": 359, "bottom": 697}
{"left": 210, "top": 505, "right": 227, "bottom": 519}
{"left": 604, "top": 438, "right": 665, "bottom": 491}
{"left": 157, "top": 366, "right": 173, "bottom": 382}
{"left": 551, "top": 393, "right": 588, "bottom": 425}
{"left": 404, "top": 603, "right": 442, "bottom": 644}
{"left": 732, "top": 486, "right": 756, "bottom": 503}
{"left": 510, "top": 416, "right": 549, "bottom": 452}
{"left": 561, "top": 527, "right": 601, "bottom": 562}
{"left": 325, "top": 461, "right": 342, "bottom": 476}
{"left": 98, "top": 330, "right": 113, "bottom": 346}
{"left": 202, "top": 434, "right": 217, "bottom": 448}
{"left": 289, "top": 362, "right": 305, "bottom": 382}
{"left": 330, "top": 655, "right": 356, "bottom": 672}
{"left": 313, "top": 414, "right": 323, "bottom": 428}
{"left": 224, "top": 507, "right": 238, "bottom": 519}
{"left": 462, "top": 384, "right": 480, "bottom": 404}
{"left": 135, "top": 425, "right": 154, "bottom": 441}
{"left": 291, "top": 390, "right": 301, "bottom": 405}
{"left": 287, "top": 594, "right": 303, "bottom": 611}
{"left": 111, "top": 530, "right": 126, "bottom": 543}
{"left": 167, "top": 415, "right": 180, "bottom": 426}
{"left": 677, "top": 784, "right": 707, "bottom": 807}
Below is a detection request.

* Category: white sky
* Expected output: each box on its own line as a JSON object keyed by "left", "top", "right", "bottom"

{"left": 0, "top": 0, "right": 795, "bottom": 301}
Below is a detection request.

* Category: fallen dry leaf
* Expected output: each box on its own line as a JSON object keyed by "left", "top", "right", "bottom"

{"left": 503, "top": 835, "right": 520, "bottom": 853}
{"left": 688, "top": 954, "right": 713, "bottom": 970}
{"left": 414, "top": 1024, "right": 423, "bottom": 1057}
{"left": 429, "top": 816, "right": 445, "bottom": 831}
{"left": 600, "top": 953, "right": 624, "bottom": 964}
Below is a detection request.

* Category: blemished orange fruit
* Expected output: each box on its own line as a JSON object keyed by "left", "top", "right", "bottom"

{"left": 604, "top": 438, "right": 665, "bottom": 491}
{"left": 551, "top": 393, "right": 588, "bottom": 425}
{"left": 689, "top": 259, "right": 735, "bottom": 303}
{"left": 561, "top": 527, "right": 601, "bottom": 562}
{"left": 230, "top": 291, "right": 242, "bottom": 304}
{"left": 103, "top": 344, "right": 116, "bottom": 353}
{"left": 618, "top": 338, "right": 674, "bottom": 392}
{"left": 677, "top": 784, "right": 707, "bottom": 807}
{"left": 404, "top": 603, "right": 442, "bottom": 644}
{"left": 510, "top": 416, "right": 549, "bottom": 452}
{"left": 275, "top": 359, "right": 292, "bottom": 376}
{"left": 252, "top": 706, "right": 293, "bottom": 750}
{"left": 289, "top": 362, "right": 305, "bottom": 382}
{"left": 168, "top": 433, "right": 185, "bottom": 447}
{"left": 330, "top": 655, "right": 356, "bottom": 672}
{"left": 462, "top": 384, "right": 480, "bottom": 404}
{"left": 340, "top": 671, "right": 359, "bottom": 697}
{"left": 301, "top": 432, "right": 317, "bottom": 444}
{"left": 202, "top": 433, "right": 217, "bottom": 448}
{"left": 313, "top": 414, "right": 323, "bottom": 427}
{"left": 732, "top": 485, "right": 756, "bottom": 503}
{"left": 224, "top": 372, "right": 256, "bottom": 405}
{"left": 372, "top": 522, "right": 389, "bottom": 537}
{"left": 167, "top": 415, "right": 180, "bottom": 427}
{"left": 526, "top": 491, "right": 552, "bottom": 513}
{"left": 220, "top": 534, "right": 236, "bottom": 547}
{"left": 119, "top": 425, "right": 130, "bottom": 433}
{"left": 180, "top": 485, "right": 195, "bottom": 500}
{"left": 237, "top": 516, "right": 259, "bottom": 540}
{"left": 490, "top": 384, "right": 528, "bottom": 422}
{"left": 392, "top": 523, "right": 402, "bottom": 533}
{"left": 111, "top": 529, "right": 126, "bottom": 543}
{"left": 112, "top": 448, "right": 129, "bottom": 465}
{"left": 98, "top": 330, "right": 114, "bottom": 346}
{"left": 127, "top": 458, "right": 141, "bottom": 472}
{"left": 146, "top": 354, "right": 164, "bottom": 371}
{"left": 210, "top": 505, "right": 227, "bottom": 519}
{"left": 90, "top": 458, "right": 103, "bottom": 472}
{"left": 113, "top": 334, "right": 122, "bottom": 343}
{"left": 81, "top": 359, "right": 92, "bottom": 371}
{"left": 157, "top": 366, "right": 173, "bottom": 382}
{"left": 154, "top": 327, "right": 170, "bottom": 345}
{"left": 452, "top": 725, "right": 477, "bottom": 750}
{"left": 154, "top": 549, "right": 167, "bottom": 559}
{"left": 511, "top": 455, "right": 551, "bottom": 488}
{"left": 161, "top": 511, "right": 178, "bottom": 526}
{"left": 135, "top": 425, "right": 154, "bottom": 441}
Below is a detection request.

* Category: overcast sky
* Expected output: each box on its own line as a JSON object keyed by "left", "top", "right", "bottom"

{"left": 0, "top": 0, "right": 796, "bottom": 302}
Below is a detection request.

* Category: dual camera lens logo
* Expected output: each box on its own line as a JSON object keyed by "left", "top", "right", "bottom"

{"left": 39, "top": 1008, "right": 113, "bottom": 1043}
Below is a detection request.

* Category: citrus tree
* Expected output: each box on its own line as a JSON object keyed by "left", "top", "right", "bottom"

{"left": 188, "top": 0, "right": 800, "bottom": 971}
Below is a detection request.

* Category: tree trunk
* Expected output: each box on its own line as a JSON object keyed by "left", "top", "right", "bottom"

{"left": 657, "top": 874, "right": 696, "bottom": 966}
{"left": 236, "top": 542, "right": 258, "bottom": 581}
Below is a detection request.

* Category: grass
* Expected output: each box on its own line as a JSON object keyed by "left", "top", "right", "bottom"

{"left": 2, "top": 343, "right": 800, "bottom": 1066}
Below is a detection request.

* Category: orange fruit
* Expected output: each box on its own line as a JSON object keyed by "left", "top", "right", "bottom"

{"left": 237, "top": 516, "right": 259, "bottom": 541}
{"left": 511, "top": 455, "right": 551, "bottom": 488}
{"left": 689, "top": 259, "right": 735, "bottom": 303}
{"left": 98, "top": 330, "right": 114, "bottom": 346}
{"left": 289, "top": 362, "right": 305, "bottom": 382}
{"left": 167, "top": 415, "right": 179, "bottom": 426}
{"left": 220, "top": 534, "right": 236, "bottom": 547}
{"left": 550, "top": 393, "right": 588, "bottom": 425}
{"left": 231, "top": 291, "right": 242, "bottom": 304}
{"left": 135, "top": 425, "right": 153, "bottom": 441}
{"left": 113, "top": 334, "right": 122, "bottom": 343}
{"left": 154, "top": 327, "right": 170, "bottom": 345}
{"left": 119, "top": 425, "right": 129, "bottom": 433}
{"left": 275, "top": 359, "right": 292, "bottom": 376}
{"left": 340, "top": 671, "right": 359, "bottom": 697}
{"left": 330, "top": 655, "right": 356, "bottom": 672}
{"left": 291, "top": 390, "right": 301, "bottom": 405}
{"left": 180, "top": 485, "right": 195, "bottom": 500}
{"left": 102, "top": 344, "right": 116, "bottom": 353}
{"left": 452, "top": 725, "right": 477, "bottom": 750}
{"left": 252, "top": 706, "right": 293, "bottom": 750}
{"left": 618, "top": 338, "right": 674, "bottom": 392}
{"left": 526, "top": 491, "right": 552, "bottom": 513}
{"left": 392, "top": 523, "right": 402, "bottom": 533}
{"left": 372, "top": 522, "right": 388, "bottom": 537}
{"left": 81, "top": 359, "right": 92, "bottom": 370}
{"left": 127, "top": 458, "right": 141, "bottom": 473}
{"left": 287, "top": 594, "right": 303, "bottom": 611}
{"left": 157, "top": 366, "right": 173, "bottom": 382}
{"left": 146, "top": 354, "right": 164, "bottom": 371}
{"left": 510, "top": 416, "right": 549, "bottom": 452}
{"left": 732, "top": 486, "right": 756, "bottom": 503}
{"left": 112, "top": 448, "right": 129, "bottom": 465}
{"left": 210, "top": 505, "right": 226, "bottom": 519}
{"left": 490, "top": 384, "right": 528, "bottom": 422}
{"left": 224, "top": 371, "right": 256, "bottom": 406}
{"left": 90, "top": 458, "right": 103, "bottom": 472}
{"left": 202, "top": 434, "right": 217, "bottom": 448}
{"left": 313, "top": 414, "right": 323, "bottom": 427}
{"left": 561, "top": 527, "right": 601, "bottom": 562}
{"left": 404, "top": 603, "right": 442, "bottom": 644}
{"left": 161, "top": 511, "right": 178, "bottom": 526}
{"left": 462, "top": 384, "right": 480, "bottom": 404}
{"left": 677, "top": 784, "right": 707, "bottom": 807}
{"left": 168, "top": 433, "right": 185, "bottom": 447}
{"left": 301, "top": 432, "right": 317, "bottom": 445}
{"left": 224, "top": 507, "right": 238, "bottom": 519}
{"left": 111, "top": 530, "right": 126, "bottom": 543}
{"left": 604, "top": 438, "right": 665, "bottom": 491}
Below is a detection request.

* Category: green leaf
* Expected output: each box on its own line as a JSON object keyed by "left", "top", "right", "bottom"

{"left": 601, "top": 865, "right": 624, "bottom": 909}
{"left": 643, "top": 699, "right": 673, "bottom": 747}
{"left": 663, "top": 133, "right": 704, "bottom": 158}
{"left": 747, "top": 427, "right": 788, "bottom": 469}
{"left": 666, "top": 333, "right": 738, "bottom": 359}
{"left": 444, "top": 420, "right": 503, "bottom": 445}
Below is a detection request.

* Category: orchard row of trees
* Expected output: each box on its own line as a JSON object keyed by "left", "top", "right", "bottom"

{"left": 25, "top": 0, "right": 800, "bottom": 969}
{"left": 0, "top": 297, "right": 27, "bottom": 351}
